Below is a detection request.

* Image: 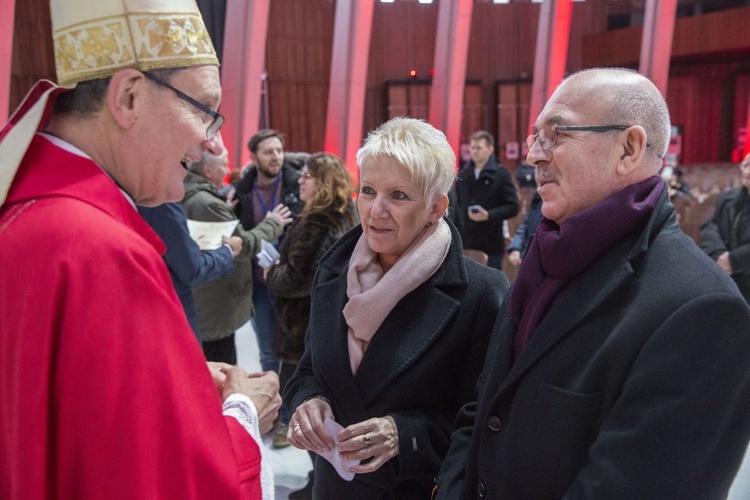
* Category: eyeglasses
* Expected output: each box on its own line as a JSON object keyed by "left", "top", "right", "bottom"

{"left": 526, "top": 125, "right": 632, "bottom": 152}
{"left": 143, "top": 72, "right": 224, "bottom": 141}
{"left": 299, "top": 170, "right": 315, "bottom": 181}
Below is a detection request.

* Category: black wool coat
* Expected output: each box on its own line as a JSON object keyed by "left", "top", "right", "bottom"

{"left": 437, "top": 188, "right": 750, "bottom": 500}
{"left": 284, "top": 221, "right": 509, "bottom": 499}
{"left": 266, "top": 204, "right": 358, "bottom": 363}
{"left": 700, "top": 186, "right": 750, "bottom": 302}
{"left": 451, "top": 155, "right": 519, "bottom": 255}
{"left": 233, "top": 162, "right": 303, "bottom": 230}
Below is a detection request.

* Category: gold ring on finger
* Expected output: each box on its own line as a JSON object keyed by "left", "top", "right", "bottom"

{"left": 363, "top": 434, "right": 371, "bottom": 445}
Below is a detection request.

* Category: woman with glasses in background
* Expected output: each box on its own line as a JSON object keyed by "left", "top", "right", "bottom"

{"left": 265, "top": 153, "right": 359, "bottom": 465}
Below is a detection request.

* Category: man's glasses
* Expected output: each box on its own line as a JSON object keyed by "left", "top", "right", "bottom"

{"left": 526, "top": 125, "right": 631, "bottom": 152}
{"left": 143, "top": 72, "right": 224, "bottom": 141}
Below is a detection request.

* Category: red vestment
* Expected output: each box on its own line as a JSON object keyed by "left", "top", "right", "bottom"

{"left": 0, "top": 135, "right": 262, "bottom": 499}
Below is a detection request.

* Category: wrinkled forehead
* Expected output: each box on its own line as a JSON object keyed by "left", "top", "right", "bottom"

{"left": 535, "top": 79, "right": 609, "bottom": 129}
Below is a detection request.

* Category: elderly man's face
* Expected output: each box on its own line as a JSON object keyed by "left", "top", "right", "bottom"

{"left": 740, "top": 154, "right": 750, "bottom": 189}
{"left": 526, "top": 81, "right": 626, "bottom": 225}
{"left": 205, "top": 152, "right": 230, "bottom": 189}
{"left": 134, "top": 65, "right": 223, "bottom": 206}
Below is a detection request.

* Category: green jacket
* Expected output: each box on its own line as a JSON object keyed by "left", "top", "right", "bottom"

{"left": 182, "top": 172, "right": 283, "bottom": 341}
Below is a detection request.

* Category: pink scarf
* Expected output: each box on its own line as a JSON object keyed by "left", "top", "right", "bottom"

{"left": 343, "top": 218, "right": 451, "bottom": 374}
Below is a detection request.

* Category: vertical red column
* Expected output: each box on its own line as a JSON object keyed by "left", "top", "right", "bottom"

{"left": 0, "top": 0, "right": 16, "bottom": 124}
{"left": 745, "top": 93, "right": 750, "bottom": 158}
{"left": 428, "top": 0, "right": 473, "bottom": 167}
{"left": 221, "top": 0, "right": 270, "bottom": 170}
{"left": 639, "top": 0, "right": 677, "bottom": 98}
{"left": 528, "top": 0, "right": 572, "bottom": 134}
{"left": 323, "top": 0, "right": 375, "bottom": 179}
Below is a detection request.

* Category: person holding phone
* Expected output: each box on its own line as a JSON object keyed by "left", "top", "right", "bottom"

{"left": 450, "top": 130, "right": 519, "bottom": 270}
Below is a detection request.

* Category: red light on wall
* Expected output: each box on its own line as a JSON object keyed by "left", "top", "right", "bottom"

{"left": 430, "top": 68, "right": 436, "bottom": 76}
{"left": 409, "top": 69, "right": 417, "bottom": 78}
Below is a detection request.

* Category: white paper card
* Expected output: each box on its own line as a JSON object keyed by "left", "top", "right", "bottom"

{"left": 186, "top": 219, "right": 239, "bottom": 250}
{"left": 256, "top": 239, "right": 280, "bottom": 268}
{"left": 319, "top": 417, "right": 360, "bottom": 481}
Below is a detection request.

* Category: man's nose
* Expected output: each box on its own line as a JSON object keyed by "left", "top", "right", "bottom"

{"left": 525, "top": 137, "right": 548, "bottom": 167}
{"left": 205, "top": 135, "right": 225, "bottom": 156}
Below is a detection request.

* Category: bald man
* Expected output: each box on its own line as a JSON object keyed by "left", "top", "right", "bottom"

{"left": 436, "top": 68, "right": 750, "bottom": 499}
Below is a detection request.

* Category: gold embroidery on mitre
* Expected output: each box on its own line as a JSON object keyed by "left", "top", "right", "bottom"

{"left": 54, "top": 17, "right": 135, "bottom": 85}
{"left": 53, "top": 12, "right": 216, "bottom": 86}
{"left": 133, "top": 14, "right": 216, "bottom": 61}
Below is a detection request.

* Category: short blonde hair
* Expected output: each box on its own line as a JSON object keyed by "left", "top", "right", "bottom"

{"left": 356, "top": 117, "right": 456, "bottom": 205}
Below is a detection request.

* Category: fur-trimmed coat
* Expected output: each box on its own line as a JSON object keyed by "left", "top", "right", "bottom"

{"left": 266, "top": 203, "right": 358, "bottom": 363}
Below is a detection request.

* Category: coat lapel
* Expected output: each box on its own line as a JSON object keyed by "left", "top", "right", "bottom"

{"left": 493, "top": 193, "right": 677, "bottom": 395}
{"left": 354, "top": 282, "right": 460, "bottom": 405}
{"left": 499, "top": 249, "right": 635, "bottom": 391}
{"left": 310, "top": 272, "right": 372, "bottom": 422}
{"left": 311, "top": 222, "right": 467, "bottom": 414}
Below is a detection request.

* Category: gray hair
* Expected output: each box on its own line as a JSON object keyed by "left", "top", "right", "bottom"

{"left": 186, "top": 149, "right": 223, "bottom": 175}
{"left": 53, "top": 68, "right": 183, "bottom": 117}
{"left": 567, "top": 68, "right": 671, "bottom": 160}
{"left": 356, "top": 117, "right": 456, "bottom": 205}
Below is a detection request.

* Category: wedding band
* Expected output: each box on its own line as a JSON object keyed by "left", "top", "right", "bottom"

{"left": 363, "top": 434, "right": 371, "bottom": 445}
{"left": 293, "top": 424, "right": 302, "bottom": 434}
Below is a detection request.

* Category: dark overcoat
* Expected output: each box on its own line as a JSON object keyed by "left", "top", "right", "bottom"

{"left": 284, "top": 221, "right": 509, "bottom": 499}
{"left": 437, "top": 189, "right": 750, "bottom": 499}
{"left": 700, "top": 186, "right": 750, "bottom": 302}
{"left": 451, "top": 155, "right": 519, "bottom": 255}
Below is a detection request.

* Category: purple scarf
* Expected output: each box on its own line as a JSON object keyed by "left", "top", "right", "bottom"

{"left": 510, "top": 176, "right": 665, "bottom": 361}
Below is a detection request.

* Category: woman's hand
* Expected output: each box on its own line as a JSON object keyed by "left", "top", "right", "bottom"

{"left": 267, "top": 204, "right": 293, "bottom": 228}
{"left": 287, "top": 396, "right": 336, "bottom": 454}
{"left": 338, "top": 416, "right": 399, "bottom": 474}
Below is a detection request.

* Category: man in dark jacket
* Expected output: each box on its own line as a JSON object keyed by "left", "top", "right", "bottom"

{"left": 436, "top": 68, "right": 750, "bottom": 499}
{"left": 701, "top": 152, "right": 750, "bottom": 303}
{"left": 451, "top": 130, "right": 519, "bottom": 270}
{"left": 138, "top": 202, "right": 238, "bottom": 342}
{"left": 232, "top": 129, "right": 304, "bottom": 373}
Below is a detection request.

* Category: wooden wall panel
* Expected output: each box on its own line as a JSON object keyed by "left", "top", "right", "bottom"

{"left": 497, "top": 81, "right": 531, "bottom": 169}
{"left": 582, "top": 5, "right": 750, "bottom": 68}
{"left": 9, "top": 0, "right": 54, "bottom": 113}
{"left": 387, "top": 85, "right": 408, "bottom": 118}
{"left": 265, "top": 0, "right": 335, "bottom": 153}
{"left": 463, "top": 84, "right": 484, "bottom": 143}
{"left": 733, "top": 73, "right": 750, "bottom": 158}
{"left": 8, "top": 0, "right": 749, "bottom": 167}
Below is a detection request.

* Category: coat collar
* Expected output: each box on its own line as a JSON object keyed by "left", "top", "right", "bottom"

{"left": 6, "top": 134, "right": 165, "bottom": 255}
{"left": 459, "top": 154, "right": 500, "bottom": 179}
{"left": 237, "top": 161, "right": 300, "bottom": 192}
{"left": 312, "top": 219, "right": 468, "bottom": 413}
{"left": 497, "top": 186, "right": 678, "bottom": 389}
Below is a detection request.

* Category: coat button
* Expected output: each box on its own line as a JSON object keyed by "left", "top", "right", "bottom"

{"left": 487, "top": 415, "right": 502, "bottom": 432}
{"left": 478, "top": 481, "right": 486, "bottom": 497}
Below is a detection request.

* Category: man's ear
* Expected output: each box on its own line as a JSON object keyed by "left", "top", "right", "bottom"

{"left": 616, "top": 125, "right": 648, "bottom": 175}
{"left": 429, "top": 193, "right": 449, "bottom": 224}
{"left": 106, "top": 68, "right": 146, "bottom": 130}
